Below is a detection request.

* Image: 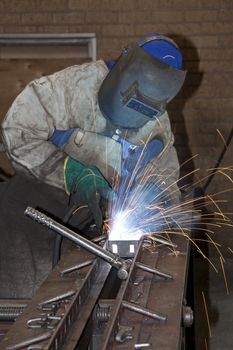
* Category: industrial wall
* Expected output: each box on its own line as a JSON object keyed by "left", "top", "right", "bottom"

{"left": 0, "top": 0, "right": 233, "bottom": 255}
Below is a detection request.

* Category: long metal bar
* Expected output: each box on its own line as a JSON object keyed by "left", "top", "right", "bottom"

{"left": 5, "top": 331, "right": 52, "bottom": 350}
{"left": 60, "top": 259, "right": 94, "bottom": 276}
{"left": 37, "top": 290, "right": 76, "bottom": 308}
{"left": 24, "top": 207, "right": 128, "bottom": 279}
{"left": 122, "top": 301, "right": 166, "bottom": 322}
{"left": 135, "top": 261, "right": 173, "bottom": 279}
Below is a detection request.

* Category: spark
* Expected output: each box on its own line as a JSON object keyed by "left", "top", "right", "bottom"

{"left": 202, "top": 291, "right": 212, "bottom": 338}
{"left": 220, "top": 256, "right": 230, "bottom": 295}
{"left": 205, "top": 232, "right": 225, "bottom": 262}
{"left": 216, "top": 128, "right": 227, "bottom": 148}
{"left": 103, "top": 131, "right": 233, "bottom": 276}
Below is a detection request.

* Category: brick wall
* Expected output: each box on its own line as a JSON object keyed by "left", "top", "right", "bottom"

{"left": 0, "top": 0, "right": 233, "bottom": 253}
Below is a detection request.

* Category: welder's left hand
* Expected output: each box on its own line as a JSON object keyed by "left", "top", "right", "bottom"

{"left": 65, "top": 157, "right": 116, "bottom": 231}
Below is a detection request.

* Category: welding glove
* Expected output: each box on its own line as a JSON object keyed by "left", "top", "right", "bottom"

{"left": 64, "top": 157, "right": 115, "bottom": 231}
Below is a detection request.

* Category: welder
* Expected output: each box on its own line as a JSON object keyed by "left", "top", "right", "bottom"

{"left": 2, "top": 33, "right": 186, "bottom": 230}
{"left": 0, "top": 33, "right": 186, "bottom": 297}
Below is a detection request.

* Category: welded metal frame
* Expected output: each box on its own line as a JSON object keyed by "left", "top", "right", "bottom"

{"left": 0, "top": 209, "right": 195, "bottom": 349}
{"left": 0, "top": 247, "right": 110, "bottom": 350}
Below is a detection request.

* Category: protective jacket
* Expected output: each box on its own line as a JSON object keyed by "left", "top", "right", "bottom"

{"left": 1, "top": 60, "right": 180, "bottom": 200}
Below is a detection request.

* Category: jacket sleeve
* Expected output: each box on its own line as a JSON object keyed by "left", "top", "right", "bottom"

{"left": 1, "top": 83, "right": 66, "bottom": 189}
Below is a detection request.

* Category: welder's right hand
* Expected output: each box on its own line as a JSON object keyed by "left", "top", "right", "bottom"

{"left": 64, "top": 157, "right": 115, "bottom": 231}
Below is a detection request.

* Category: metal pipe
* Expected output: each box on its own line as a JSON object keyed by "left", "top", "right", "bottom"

{"left": 25, "top": 207, "right": 129, "bottom": 280}
{"left": 38, "top": 290, "right": 76, "bottom": 308}
{"left": 122, "top": 300, "right": 166, "bottom": 322}
{"left": 135, "top": 262, "right": 173, "bottom": 279}
{"left": 6, "top": 331, "right": 52, "bottom": 350}
{"left": 60, "top": 259, "right": 94, "bottom": 276}
{"left": 134, "top": 343, "right": 151, "bottom": 349}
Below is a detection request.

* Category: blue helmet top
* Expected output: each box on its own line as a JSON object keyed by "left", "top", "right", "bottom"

{"left": 106, "top": 33, "right": 183, "bottom": 71}
{"left": 138, "top": 33, "right": 183, "bottom": 70}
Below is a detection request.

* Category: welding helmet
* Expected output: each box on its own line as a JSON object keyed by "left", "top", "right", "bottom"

{"left": 98, "top": 34, "right": 186, "bottom": 129}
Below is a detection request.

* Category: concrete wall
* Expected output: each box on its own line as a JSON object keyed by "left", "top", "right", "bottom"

{"left": 0, "top": 0, "right": 233, "bottom": 255}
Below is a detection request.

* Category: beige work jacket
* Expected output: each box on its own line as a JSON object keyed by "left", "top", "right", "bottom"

{"left": 1, "top": 60, "right": 180, "bottom": 199}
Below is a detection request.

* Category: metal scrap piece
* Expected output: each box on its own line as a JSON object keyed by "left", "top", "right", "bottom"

{"left": 37, "top": 290, "right": 76, "bottom": 309}
{"left": 115, "top": 325, "right": 133, "bottom": 343}
{"left": 5, "top": 331, "right": 52, "bottom": 350}
{"left": 134, "top": 343, "right": 151, "bottom": 349}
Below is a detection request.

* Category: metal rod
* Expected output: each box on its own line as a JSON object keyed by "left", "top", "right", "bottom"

{"left": 38, "top": 290, "right": 76, "bottom": 308}
{"left": 25, "top": 207, "right": 128, "bottom": 280}
{"left": 60, "top": 259, "right": 94, "bottom": 276}
{"left": 122, "top": 300, "right": 166, "bottom": 322}
{"left": 134, "top": 343, "right": 151, "bottom": 349}
{"left": 6, "top": 331, "right": 52, "bottom": 350}
{"left": 135, "top": 262, "right": 173, "bottom": 279}
{"left": 91, "top": 235, "right": 106, "bottom": 243}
